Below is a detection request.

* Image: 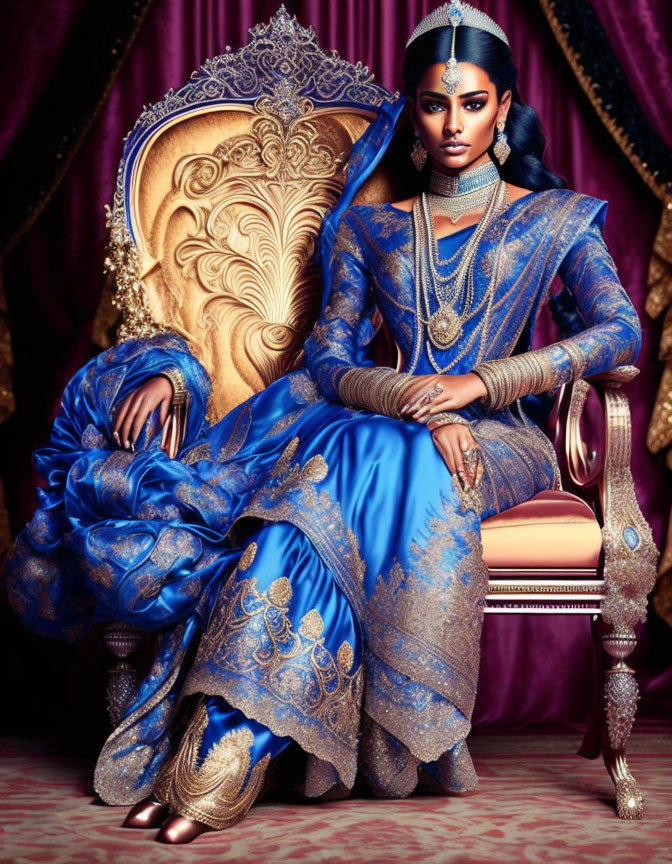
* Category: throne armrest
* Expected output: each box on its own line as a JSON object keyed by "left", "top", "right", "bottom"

{"left": 585, "top": 365, "right": 639, "bottom": 386}
{"left": 560, "top": 368, "right": 658, "bottom": 633}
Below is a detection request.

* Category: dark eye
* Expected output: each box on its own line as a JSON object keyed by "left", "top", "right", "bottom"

{"left": 421, "top": 100, "right": 445, "bottom": 113}
{"left": 464, "top": 100, "right": 486, "bottom": 111}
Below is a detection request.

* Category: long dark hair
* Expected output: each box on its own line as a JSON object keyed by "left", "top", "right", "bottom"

{"left": 402, "top": 26, "right": 565, "bottom": 191}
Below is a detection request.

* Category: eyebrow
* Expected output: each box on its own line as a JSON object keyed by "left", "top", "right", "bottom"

{"left": 420, "top": 89, "right": 489, "bottom": 99}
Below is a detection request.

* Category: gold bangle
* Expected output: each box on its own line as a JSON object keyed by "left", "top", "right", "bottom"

{"left": 160, "top": 367, "right": 189, "bottom": 408}
{"left": 427, "top": 411, "right": 470, "bottom": 430}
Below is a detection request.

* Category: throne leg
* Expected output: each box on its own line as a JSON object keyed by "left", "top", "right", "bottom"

{"left": 601, "top": 627, "right": 643, "bottom": 820}
{"left": 104, "top": 622, "right": 143, "bottom": 727}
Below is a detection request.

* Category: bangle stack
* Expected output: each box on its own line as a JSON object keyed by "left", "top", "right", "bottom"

{"left": 338, "top": 367, "right": 413, "bottom": 418}
{"left": 160, "top": 367, "right": 189, "bottom": 408}
{"left": 159, "top": 367, "right": 190, "bottom": 459}
{"left": 472, "top": 353, "right": 555, "bottom": 412}
{"left": 472, "top": 340, "right": 588, "bottom": 412}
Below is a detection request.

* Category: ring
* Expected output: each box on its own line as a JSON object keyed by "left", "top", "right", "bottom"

{"left": 464, "top": 448, "right": 481, "bottom": 474}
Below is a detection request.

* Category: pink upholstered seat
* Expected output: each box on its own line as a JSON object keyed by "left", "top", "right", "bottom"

{"left": 481, "top": 490, "right": 602, "bottom": 570}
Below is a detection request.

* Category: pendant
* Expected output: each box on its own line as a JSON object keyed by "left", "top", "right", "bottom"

{"left": 427, "top": 306, "right": 462, "bottom": 349}
{"left": 441, "top": 57, "right": 461, "bottom": 96}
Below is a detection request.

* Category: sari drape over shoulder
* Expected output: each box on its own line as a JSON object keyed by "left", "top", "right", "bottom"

{"left": 6, "top": 99, "right": 641, "bottom": 806}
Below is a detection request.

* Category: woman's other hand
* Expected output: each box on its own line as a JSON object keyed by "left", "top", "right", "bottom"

{"left": 428, "top": 422, "right": 483, "bottom": 489}
{"left": 113, "top": 375, "right": 173, "bottom": 451}
{"left": 399, "top": 372, "right": 487, "bottom": 417}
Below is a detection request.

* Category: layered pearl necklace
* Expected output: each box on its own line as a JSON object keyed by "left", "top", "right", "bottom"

{"left": 412, "top": 161, "right": 510, "bottom": 360}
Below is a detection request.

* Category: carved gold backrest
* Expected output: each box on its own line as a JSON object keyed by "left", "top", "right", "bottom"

{"left": 108, "top": 7, "right": 399, "bottom": 419}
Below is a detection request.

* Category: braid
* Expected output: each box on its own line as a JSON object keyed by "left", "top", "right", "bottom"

{"left": 496, "top": 98, "right": 565, "bottom": 191}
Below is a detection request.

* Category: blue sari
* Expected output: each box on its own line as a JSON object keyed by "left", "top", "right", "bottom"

{"left": 6, "top": 103, "right": 641, "bottom": 813}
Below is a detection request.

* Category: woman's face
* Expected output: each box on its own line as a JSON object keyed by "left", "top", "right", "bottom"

{"left": 412, "top": 61, "right": 511, "bottom": 174}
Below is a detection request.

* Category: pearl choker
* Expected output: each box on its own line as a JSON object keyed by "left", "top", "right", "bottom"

{"left": 427, "top": 162, "right": 502, "bottom": 224}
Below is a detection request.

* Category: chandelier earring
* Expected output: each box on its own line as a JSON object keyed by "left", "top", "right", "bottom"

{"left": 411, "top": 130, "right": 428, "bottom": 171}
{"left": 493, "top": 118, "right": 511, "bottom": 165}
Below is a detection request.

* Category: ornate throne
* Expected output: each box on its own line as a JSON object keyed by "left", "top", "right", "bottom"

{"left": 101, "top": 6, "right": 658, "bottom": 821}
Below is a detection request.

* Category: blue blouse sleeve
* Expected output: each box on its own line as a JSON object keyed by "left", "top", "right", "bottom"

{"left": 303, "top": 209, "right": 382, "bottom": 402}
{"left": 473, "top": 215, "right": 642, "bottom": 411}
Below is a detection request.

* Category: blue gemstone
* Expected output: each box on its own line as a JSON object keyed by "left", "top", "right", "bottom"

{"left": 622, "top": 526, "right": 639, "bottom": 550}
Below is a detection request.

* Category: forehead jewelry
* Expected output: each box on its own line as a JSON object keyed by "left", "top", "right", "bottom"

{"left": 442, "top": 2, "right": 465, "bottom": 95}
{"left": 406, "top": 2, "right": 510, "bottom": 97}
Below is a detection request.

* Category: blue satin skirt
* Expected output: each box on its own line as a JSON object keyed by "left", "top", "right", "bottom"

{"left": 6, "top": 334, "right": 559, "bottom": 805}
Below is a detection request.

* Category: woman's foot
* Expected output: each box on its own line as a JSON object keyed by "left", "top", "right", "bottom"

{"left": 156, "top": 814, "right": 212, "bottom": 844}
{"left": 121, "top": 798, "right": 169, "bottom": 829}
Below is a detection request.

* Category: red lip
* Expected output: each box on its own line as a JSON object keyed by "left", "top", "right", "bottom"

{"left": 441, "top": 140, "right": 468, "bottom": 148}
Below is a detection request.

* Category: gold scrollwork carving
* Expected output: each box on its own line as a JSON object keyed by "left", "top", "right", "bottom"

{"left": 165, "top": 100, "right": 351, "bottom": 418}
{"left": 101, "top": 6, "right": 396, "bottom": 419}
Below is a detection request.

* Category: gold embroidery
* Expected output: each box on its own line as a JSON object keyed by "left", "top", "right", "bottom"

{"left": 154, "top": 701, "right": 270, "bottom": 830}
{"left": 268, "top": 575, "right": 292, "bottom": 605}
{"left": 365, "top": 493, "right": 489, "bottom": 725}
{"left": 182, "top": 443, "right": 212, "bottom": 465}
{"left": 359, "top": 713, "right": 421, "bottom": 799}
{"left": 304, "top": 754, "right": 342, "bottom": 799}
{"left": 181, "top": 557, "right": 362, "bottom": 788}
{"left": 231, "top": 437, "right": 367, "bottom": 620}
{"left": 337, "top": 640, "right": 354, "bottom": 672}
{"left": 88, "top": 562, "right": 117, "bottom": 591}
{"left": 90, "top": 450, "right": 134, "bottom": 501}
{"left": 299, "top": 609, "right": 324, "bottom": 640}
{"left": 270, "top": 436, "right": 300, "bottom": 477}
{"left": 81, "top": 424, "right": 108, "bottom": 450}
{"left": 267, "top": 407, "right": 308, "bottom": 438}
{"left": 470, "top": 413, "right": 561, "bottom": 514}
{"left": 149, "top": 527, "right": 200, "bottom": 570}
{"left": 288, "top": 371, "right": 320, "bottom": 404}
{"left": 238, "top": 541, "right": 257, "bottom": 572}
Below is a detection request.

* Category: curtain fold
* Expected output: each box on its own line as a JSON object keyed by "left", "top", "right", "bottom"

{"left": 537, "top": 0, "right": 672, "bottom": 625}
{"left": 0, "top": 0, "right": 156, "bottom": 524}
{"left": 0, "top": 0, "right": 669, "bottom": 738}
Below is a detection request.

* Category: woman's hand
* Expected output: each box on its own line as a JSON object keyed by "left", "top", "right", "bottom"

{"left": 429, "top": 422, "right": 483, "bottom": 489}
{"left": 113, "top": 376, "right": 173, "bottom": 451}
{"left": 399, "top": 373, "right": 487, "bottom": 418}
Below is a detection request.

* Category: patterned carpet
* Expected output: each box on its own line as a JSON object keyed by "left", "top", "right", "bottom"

{"left": 2, "top": 731, "right": 671, "bottom": 864}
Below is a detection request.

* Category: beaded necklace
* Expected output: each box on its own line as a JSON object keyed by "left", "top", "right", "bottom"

{"left": 412, "top": 165, "right": 510, "bottom": 373}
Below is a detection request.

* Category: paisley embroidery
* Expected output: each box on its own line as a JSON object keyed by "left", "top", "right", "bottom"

{"left": 181, "top": 539, "right": 362, "bottom": 788}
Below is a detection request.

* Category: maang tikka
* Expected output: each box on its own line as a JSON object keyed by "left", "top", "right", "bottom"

{"left": 441, "top": 2, "right": 464, "bottom": 95}
{"left": 406, "top": 1, "right": 510, "bottom": 97}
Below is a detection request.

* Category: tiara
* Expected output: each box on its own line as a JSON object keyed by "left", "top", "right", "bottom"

{"left": 406, "top": 1, "right": 509, "bottom": 48}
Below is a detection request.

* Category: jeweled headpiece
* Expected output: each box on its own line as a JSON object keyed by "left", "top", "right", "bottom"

{"left": 406, "top": 1, "right": 509, "bottom": 96}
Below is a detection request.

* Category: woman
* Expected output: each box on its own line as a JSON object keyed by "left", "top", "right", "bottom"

{"left": 6, "top": 1, "right": 640, "bottom": 844}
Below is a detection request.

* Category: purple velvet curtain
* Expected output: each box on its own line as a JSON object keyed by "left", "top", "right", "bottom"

{"left": 1, "top": 0, "right": 670, "bottom": 742}
{"left": 591, "top": 0, "right": 672, "bottom": 150}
